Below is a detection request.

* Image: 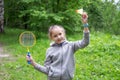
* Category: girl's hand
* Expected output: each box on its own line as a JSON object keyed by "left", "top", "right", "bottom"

{"left": 26, "top": 55, "right": 36, "bottom": 66}
{"left": 82, "top": 12, "right": 89, "bottom": 32}
{"left": 82, "top": 12, "right": 88, "bottom": 24}
{"left": 26, "top": 55, "right": 32, "bottom": 62}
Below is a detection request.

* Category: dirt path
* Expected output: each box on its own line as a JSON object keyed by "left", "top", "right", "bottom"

{"left": 0, "top": 43, "right": 15, "bottom": 63}
{"left": 0, "top": 42, "right": 19, "bottom": 63}
{"left": 0, "top": 43, "right": 10, "bottom": 59}
{"left": 0, "top": 43, "right": 15, "bottom": 62}
{"left": 0, "top": 43, "right": 16, "bottom": 80}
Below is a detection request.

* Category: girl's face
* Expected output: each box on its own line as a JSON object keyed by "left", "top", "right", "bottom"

{"left": 50, "top": 27, "right": 65, "bottom": 44}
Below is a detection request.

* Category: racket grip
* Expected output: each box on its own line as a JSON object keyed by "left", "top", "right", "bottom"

{"left": 27, "top": 52, "right": 31, "bottom": 64}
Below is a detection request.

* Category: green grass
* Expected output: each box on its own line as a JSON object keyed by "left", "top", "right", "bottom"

{"left": 0, "top": 28, "right": 120, "bottom": 80}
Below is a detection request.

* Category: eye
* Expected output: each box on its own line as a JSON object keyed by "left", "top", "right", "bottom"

{"left": 59, "top": 33, "right": 62, "bottom": 35}
{"left": 54, "top": 35, "right": 57, "bottom": 38}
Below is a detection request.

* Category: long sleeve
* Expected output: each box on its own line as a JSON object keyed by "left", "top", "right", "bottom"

{"left": 34, "top": 63, "right": 49, "bottom": 74}
{"left": 34, "top": 50, "right": 52, "bottom": 75}
{"left": 72, "top": 31, "right": 90, "bottom": 52}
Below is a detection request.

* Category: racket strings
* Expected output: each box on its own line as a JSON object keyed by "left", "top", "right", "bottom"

{"left": 21, "top": 33, "right": 35, "bottom": 47}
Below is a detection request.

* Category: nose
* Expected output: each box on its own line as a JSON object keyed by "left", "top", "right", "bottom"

{"left": 57, "top": 35, "right": 61, "bottom": 39}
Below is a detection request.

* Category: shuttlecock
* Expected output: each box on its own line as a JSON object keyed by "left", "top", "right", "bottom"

{"left": 76, "top": 8, "right": 83, "bottom": 14}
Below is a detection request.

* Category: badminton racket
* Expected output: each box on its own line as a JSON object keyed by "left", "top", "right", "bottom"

{"left": 19, "top": 31, "right": 36, "bottom": 64}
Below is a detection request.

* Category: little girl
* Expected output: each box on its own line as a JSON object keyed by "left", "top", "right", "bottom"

{"left": 26, "top": 12, "right": 90, "bottom": 80}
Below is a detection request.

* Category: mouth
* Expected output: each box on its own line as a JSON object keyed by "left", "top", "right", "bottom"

{"left": 57, "top": 39, "right": 64, "bottom": 43}
{"left": 57, "top": 39, "right": 62, "bottom": 42}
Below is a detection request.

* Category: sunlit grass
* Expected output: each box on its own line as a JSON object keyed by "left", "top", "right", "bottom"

{"left": 0, "top": 28, "right": 120, "bottom": 80}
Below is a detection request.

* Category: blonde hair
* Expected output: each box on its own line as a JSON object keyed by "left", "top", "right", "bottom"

{"left": 48, "top": 25, "right": 66, "bottom": 39}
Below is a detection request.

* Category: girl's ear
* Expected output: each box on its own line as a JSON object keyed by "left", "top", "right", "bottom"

{"left": 48, "top": 33, "right": 52, "bottom": 40}
{"left": 49, "top": 36, "right": 52, "bottom": 40}
{"left": 63, "top": 32, "right": 66, "bottom": 39}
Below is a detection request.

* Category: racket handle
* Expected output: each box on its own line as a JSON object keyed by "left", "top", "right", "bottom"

{"left": 27, "top": 52, "right": 31, "bottom": 64}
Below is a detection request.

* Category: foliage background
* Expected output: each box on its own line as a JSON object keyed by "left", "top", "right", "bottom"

{"left": 4, "top": 0, "right": 120, "bottom": 35}
{"left": 0, "top": 0, "right": 120, "bottom": 80}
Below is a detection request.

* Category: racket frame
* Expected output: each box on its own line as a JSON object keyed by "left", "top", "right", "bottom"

{"left": 19, "top": 31, "right": 36, "bottom": 48}
{"left": 19, "top": 31, "right": 36, "bottom": 64}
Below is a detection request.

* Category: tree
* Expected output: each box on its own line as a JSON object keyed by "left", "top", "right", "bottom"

{"left": 4, "top": 0, "right": 120, "bottom": 34}
{"left": 0, "top": 0, "right": 4, "bottom": 33}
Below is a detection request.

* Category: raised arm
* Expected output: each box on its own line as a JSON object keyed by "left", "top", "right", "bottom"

{"left": 72, "top": 12, "right": 90, "bottom": 52}
{"left": 82, "top": 12, "right": 89, "bottom": 33}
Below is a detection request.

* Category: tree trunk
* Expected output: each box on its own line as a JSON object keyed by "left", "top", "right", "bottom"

{"left": 0, "top": 0, "right": 4, "bottom": 33}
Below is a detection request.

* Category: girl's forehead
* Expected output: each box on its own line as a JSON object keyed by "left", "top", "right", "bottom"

{"left": 51, "top": 27, "right": 64, "bottom": 34}
{"left": 52, "top": 27, "right": 63, "bottom": 32}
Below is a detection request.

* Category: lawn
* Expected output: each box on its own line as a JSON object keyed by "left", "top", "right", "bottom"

{"left": 0, "top": 28, "right": 120, "bottom": 80}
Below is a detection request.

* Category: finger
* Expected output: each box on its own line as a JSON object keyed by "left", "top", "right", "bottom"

{"left": 82, "top": 12, "right": 88, "bottom": 18}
